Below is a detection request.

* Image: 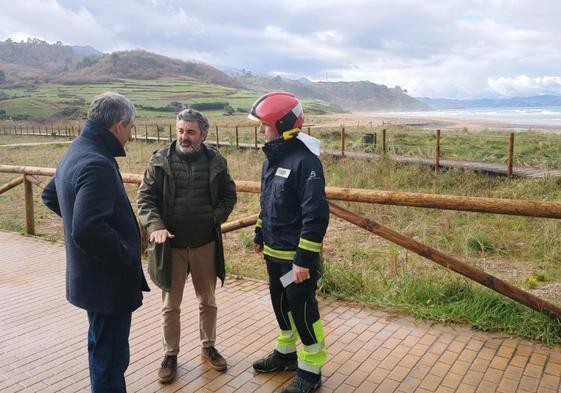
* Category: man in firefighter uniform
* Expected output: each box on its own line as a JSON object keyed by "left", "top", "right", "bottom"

{"left": 249, "top": 92, "right": 329, "bottom": 393}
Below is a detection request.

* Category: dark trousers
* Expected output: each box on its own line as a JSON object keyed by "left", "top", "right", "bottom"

{"left": 87, "top": 311, "right": 132, "bottom": 393}
{"left": 265, "top": 257, "right": 321, "bottom": 346}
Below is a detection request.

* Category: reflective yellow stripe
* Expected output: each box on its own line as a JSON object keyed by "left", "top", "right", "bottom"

{"left": 276, "top": 312, "right": 299, "bottom": 354}
{"left": 298, "top": 341, "right": 327, "bottom": 371}
{"left": 298, "top": 238, "right": 322, "bottom": 253}
{"left": 256, "top": 218, "right": 262, "bottom": 228}
{"left": 297, "top": 320, "right": 327, "bottom": 371}
{"left": 263, "top": 245, "right": 296, "bottom": 261}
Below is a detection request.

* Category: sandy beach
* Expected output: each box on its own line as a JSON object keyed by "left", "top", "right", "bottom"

{"left": 315, "top": 111, "right": 561, "bottom": 132}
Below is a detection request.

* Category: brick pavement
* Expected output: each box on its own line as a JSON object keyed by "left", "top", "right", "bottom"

{"left": 1, "top": 231, "right": 561, "bottom": 392}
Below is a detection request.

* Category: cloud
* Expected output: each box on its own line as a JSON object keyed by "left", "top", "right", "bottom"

{"left": 1, "top": 0, "right": 561, "bottom": 98}
{"left": 488, "top": 75, "right": 561, "bottom": 96}
{"left": 0, "top": 0, "right": 118, "bottom": 49}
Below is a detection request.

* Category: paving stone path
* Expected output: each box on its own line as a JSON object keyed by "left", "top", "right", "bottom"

{"left": 1, "top": 231, "right": 561, "bottom": 392}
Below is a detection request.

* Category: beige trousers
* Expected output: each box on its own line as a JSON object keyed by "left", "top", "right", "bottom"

{"left": 162, "top": 241, "right": 217, "bottom": 355}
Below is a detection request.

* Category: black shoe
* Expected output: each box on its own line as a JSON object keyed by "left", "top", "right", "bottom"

{"left": 281, "top": 375, "right": 322, "bottom": 393}
{"left": 252, "top": 351, "right": 297, "bottom": 373}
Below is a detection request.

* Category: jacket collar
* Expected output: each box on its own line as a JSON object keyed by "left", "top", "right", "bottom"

{"left": 80, "top": 120, "right": 126, "bottom": 158}
{"left": 263, "top": 137, "right": 297, "bottom": 163}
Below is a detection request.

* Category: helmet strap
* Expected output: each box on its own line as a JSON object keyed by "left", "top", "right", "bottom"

{"left": 282, "top": 128, "right": 300, "bottom": 140}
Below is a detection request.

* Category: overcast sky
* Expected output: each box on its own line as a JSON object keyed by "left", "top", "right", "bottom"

{"left": 1, "top": 0, "right": 560, "bottom": 99}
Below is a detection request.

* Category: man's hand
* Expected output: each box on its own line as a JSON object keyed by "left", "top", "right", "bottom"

{"left": 293, "top": 264, "right": 310, "bottom": 284}
{"left": 149, "top": 229, "right": 175, "bottom": 244}
{"left": 253, "top": 242, "right": 264, "bottom": 253}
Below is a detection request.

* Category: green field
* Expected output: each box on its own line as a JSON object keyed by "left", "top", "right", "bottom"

{"left": 0, "top": 78, "right": 338, "bottom": 120}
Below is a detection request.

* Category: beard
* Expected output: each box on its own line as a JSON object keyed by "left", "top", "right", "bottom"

{"left": 178, "top": 141, "right": 202, "bottom": 154}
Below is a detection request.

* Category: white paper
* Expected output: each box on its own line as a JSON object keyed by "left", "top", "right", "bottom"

{"left": 280, "top": 269, "right": 295, "bottom": 288}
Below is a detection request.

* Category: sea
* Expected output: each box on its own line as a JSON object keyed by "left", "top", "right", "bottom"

{"left": 372, "top": 106, "right": 561, "bottom": 130}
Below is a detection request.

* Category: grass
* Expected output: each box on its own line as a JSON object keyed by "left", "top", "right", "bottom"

{"left": 310, "top": 124, "right": 561, "bottom": 168}
{"left": 2, "top": 131, "right": 561, "bottom": 345}
{"left": 319, "top": 259, "right": 561, "bottom": 345}
{"left": 4, "top": 119, "right": 561, "bottom": 171}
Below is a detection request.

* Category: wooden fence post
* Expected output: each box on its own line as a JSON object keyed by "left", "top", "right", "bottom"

{"left": 215, "top": 125, "right": 219, "bottom": 147}
{"left": 145, "top": 125, "right": 148, "bottom": 142}
{"left": 340, "top": 126, "right": 345, "bottom": 157}
{"left": 235, "top": 126, "right": 239, "bottom": 148}
{"left": 435, "top": 129, "right": 441, "bottom": 175}
{"left": 382, "top": 129, "right": 387, "bottom": 154}
{"left": 23, "top": 175, "right": 35, "bottom": 235}
{"left": 507, "top": 133, "right": 514, "bottom": 179}
{"left": 307, "top": 126, "right": 311, "bottom": 135}
{"left": 169, "top": 125, "right": 172, "bottom": 141}
{"left": 133, "top": 125, "right": 137, "bottom": 140}
{"left": 156, "top": 125, "right": 160, "bottom": 141}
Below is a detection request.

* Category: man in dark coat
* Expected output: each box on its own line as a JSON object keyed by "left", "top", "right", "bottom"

{"left": 137, "top": 108, "right": 236, "bottom": 384}
{"left": 42, "top": 92, "right": 149, "bottom": 393}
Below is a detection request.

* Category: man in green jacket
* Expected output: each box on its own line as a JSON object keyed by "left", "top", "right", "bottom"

{"left": 137, "top": 108, "right": 237, "bottom": 384}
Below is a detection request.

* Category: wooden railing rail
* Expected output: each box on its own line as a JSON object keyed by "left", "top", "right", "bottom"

{"left": 3, "top": 166, "right": 561, "bottom": 219}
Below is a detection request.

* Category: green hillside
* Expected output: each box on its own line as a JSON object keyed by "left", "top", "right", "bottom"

{"left": 0, "top": 78, "right": 339, "bottom": 120}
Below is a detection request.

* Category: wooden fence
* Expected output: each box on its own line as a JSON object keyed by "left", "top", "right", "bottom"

{"left": 0, "top": 124, "right": 532, "bottom": 177}
{"left": 2, "top": 164, "right": 561, "bottom": 321}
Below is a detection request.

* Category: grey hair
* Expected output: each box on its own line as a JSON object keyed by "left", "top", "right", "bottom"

{"left": 177, "top": 108, "right": 210, "bottom": 137}
{"left": 87, "top": 92, "right": 136, "bottom": 129}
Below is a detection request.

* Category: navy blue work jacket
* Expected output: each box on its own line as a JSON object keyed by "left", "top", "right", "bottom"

{"left": 254, "top": 136, "right": 329, "bottom": 268}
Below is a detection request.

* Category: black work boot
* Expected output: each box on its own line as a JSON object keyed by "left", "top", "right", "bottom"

{"left": 252, "top": 350, "right": 297, "bottom": 372}
{"left": 281, "top": 375, "right": 322, "bottom": 393}
{"left": 157, "top": 354, "right": 177, "bottom": 384}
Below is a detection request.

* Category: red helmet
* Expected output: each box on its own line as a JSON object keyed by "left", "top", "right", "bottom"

{"left": 248, "top": 92, "right": 304, "bottom": 134}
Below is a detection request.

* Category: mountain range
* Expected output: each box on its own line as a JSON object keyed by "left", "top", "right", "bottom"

{"left": 0, "top": 39, "right": 430, "bottom": 112}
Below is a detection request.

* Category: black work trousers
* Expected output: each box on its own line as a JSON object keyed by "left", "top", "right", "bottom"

{"left": 265, "top": 256, "right": 321, "bottom": 346}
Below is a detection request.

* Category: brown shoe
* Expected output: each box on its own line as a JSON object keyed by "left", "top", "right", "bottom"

{"left": 201, "top": 346, "right": 227, "bottom": 371}
{"left": 157, "top": 354, "right": 177, "bottom": 384}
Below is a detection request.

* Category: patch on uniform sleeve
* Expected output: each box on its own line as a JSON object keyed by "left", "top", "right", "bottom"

{"left": 307, "top": 170, "right": 319, "bottom": 181}
{"left": 275, "top": 167, "right": 291, "bottom": 178}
